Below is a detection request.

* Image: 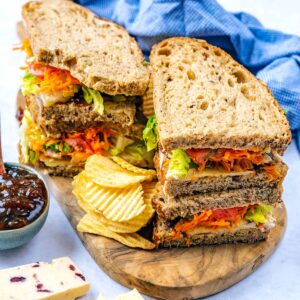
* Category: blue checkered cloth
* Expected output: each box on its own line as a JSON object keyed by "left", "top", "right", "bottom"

{"left": 76, "top": 0, "right": 300, "bottom": 152}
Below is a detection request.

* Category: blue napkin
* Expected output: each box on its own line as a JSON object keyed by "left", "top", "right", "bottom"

{"left": 76, "top": 0, "right": 300, "bottom": 152}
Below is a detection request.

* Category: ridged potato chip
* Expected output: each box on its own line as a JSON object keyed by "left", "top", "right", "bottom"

{"left": 96, "top": 183, "right": 156, "bottom": 233}
{"left": 77, "top": 214, "right": 155, "bottom": 250}
{"left": 142, "top": 77, "right": 154, "bottom": 118}
{"left": 85, "top": 155, "right": 151, "bottom": 187}
{"left": 77, "top": 173, "right": 145, "bottom": 222}
{"left": 111, "top": 156, "right": 156, "bottom": 177}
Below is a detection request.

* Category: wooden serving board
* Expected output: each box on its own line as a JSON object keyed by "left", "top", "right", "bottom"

{"left": 46, "top": 176, "right": 286, "bottom": 300}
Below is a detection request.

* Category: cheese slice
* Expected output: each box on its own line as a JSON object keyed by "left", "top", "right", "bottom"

{"left": 185, "top": 168, "right": 255, "bottom": 179}
{"left": 0, "top": 257, "right": 89, "bottom": 300}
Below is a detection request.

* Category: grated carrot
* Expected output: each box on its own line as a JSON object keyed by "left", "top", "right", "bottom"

{"left": 187, "top": 148, "right": 268, "bottom": 173}
{"left": 13, "top": 38, "right": 33, "bottom": 57}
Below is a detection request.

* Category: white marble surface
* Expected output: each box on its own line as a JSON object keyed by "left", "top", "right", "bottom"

{"left": 0, "top": 1, "right": 300, "bottom": 299}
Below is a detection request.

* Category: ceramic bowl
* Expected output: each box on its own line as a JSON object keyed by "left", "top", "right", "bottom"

{"left": 0, "top": 162, "right": 49, "bottom": 250}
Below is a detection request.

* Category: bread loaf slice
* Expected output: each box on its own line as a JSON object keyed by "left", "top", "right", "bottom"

{"left": 150, "top": 37, "right": 291, "bottom": 152}
{"left": 153, "top": 217, "right": 268, "bottom": 247}
{"left": 26, "top": 94, "right": 137, "bottom": 137}
{"left": 22, "top": 0, "right": 149, "bottom": 96}
{"left": 152, "top": 185, "right": 282, "bottom": 220}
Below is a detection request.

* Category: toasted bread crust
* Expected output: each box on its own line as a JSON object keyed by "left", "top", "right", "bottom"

{"left": 22, "top": 0, "right": 149, "bottom": 96}
{"left": 152, "top": 185, "right": 283, "bottom": 220}
{"left": 26, "top": 94, "right": 137, "bottom": 137}
{"left": 150, "top": 37, "right": 291, "bottom": 152}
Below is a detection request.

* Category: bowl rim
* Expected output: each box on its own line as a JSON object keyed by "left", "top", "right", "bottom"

{"left": 0, "top": 162, "right": 50, "bottom": 234}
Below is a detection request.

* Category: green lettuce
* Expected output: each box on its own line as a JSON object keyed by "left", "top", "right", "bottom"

{"left": 168, "top": 149, "right": 191, "bottom": 178}
{"left": 109, "top": 136, "right": 134, "bottom": 156}
{"left": 43, "top": 142, "right": 72, "bottom": 153}
{"left": 62, "top": 143, "right": 72, "bottom": 153}
{"left": 120, "top": 141, "right": 155, "bottom": 168}
{"left": 143, "top": 115, "right": 159, "bottom": 151}
{"left": 245, "top": 204, "right": 271, "bottom": 225}
{"left": 82, "top": 86, "right": 104, "bottom": 115}
{"left": 112, "top": 94, "right": 127, "bottom": 102}
{"left": 29, "top": 150, "right": 38, "bottom": 163}
{"left": 21, "top": 71, "right": 38, "bottom": 96}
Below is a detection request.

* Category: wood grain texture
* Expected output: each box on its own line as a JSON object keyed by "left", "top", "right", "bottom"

{"left": 46, "top": 176, "right": 286, "bottom": 300}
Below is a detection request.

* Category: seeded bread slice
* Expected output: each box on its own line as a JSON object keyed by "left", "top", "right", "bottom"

{"left": 153, "top": 217, "right": 268, "bottom": 247}
{"left": 26, "top": 94, "right": 137, "bottom": 137}
{"left": 152, "top": 185, "right": 282, "bottom": 220}
{"left": 150, "top": 37, "right": 291, "bottom": 152}
{"left": 39, "top": 164, "right": 83, "bottom": 178}
{"left": 22, "top": 0, "right": 149, "bottom": 96}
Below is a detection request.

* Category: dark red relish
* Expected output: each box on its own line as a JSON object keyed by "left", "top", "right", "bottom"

{"left": 0, "top": 166, "right": 47, "bottom": 230}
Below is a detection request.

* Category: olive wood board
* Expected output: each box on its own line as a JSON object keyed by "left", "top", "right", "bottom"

{"left": 16, "top": 84, "right": 287, "bottom": 299}
{"left": 46, "top": 176, "right": 286, "bottom": 300}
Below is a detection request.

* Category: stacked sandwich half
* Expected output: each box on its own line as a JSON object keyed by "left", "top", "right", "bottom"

{"left": 18, "top": 0, "right": 151, "bottom": 176}
{"left": 148, "top": 38, "right": 291, "bottom": 247}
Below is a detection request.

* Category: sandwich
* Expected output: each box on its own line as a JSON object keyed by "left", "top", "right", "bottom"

{"left": 145, "top": 37, "right": 291, "bottom": 247}
{"left": 18, "top": 0, "right": 151, "bottom": 176}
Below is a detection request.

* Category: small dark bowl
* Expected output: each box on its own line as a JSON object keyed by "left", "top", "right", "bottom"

{"left": 0, "top": 163, "right": 49, "bottom": 250}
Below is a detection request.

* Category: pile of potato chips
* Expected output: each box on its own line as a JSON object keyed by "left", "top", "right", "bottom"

{"left": 73, "top": 155, "right": 157, "bottom": 250}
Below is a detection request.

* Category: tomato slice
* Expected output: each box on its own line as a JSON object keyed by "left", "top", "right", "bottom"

{"left": 186, "top": 148, "right": 210, "bottom": 165}
{"left": 209, "top": 207, "right": 247, "bottom": 221}
{"left": 28, "top": 62, "right": 47, "bottom": 77}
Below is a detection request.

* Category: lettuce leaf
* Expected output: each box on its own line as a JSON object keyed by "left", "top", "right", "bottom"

{"left": 168, "top": 149, "right": 191, "bottom": 178}
{"left": 82, "top": 86, "right": 104, "bottom": 115}
{"left": 112, "top": 94, "right": 127, "bottom": 102}
{"left": 29, "top": 150, "right": 38, "bottom": 163}
{"left": 109, "top": 136, "right": 134, "bottom": 156}
{"left": 120, "top": 141, "right": 155, "bottom": 168}
{"left": 244, "top": 204, "right": 272, "bottom": 225}
{"left": 21, "top": 71, "right": 38, "bottom": 96}
{"left": 143, "top": 115, "right": 159, "bottom": 151}
{"left": 43, "top": 142, "right": 72, "bottom": 153}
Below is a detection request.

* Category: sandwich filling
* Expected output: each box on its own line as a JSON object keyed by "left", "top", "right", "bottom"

{"left": 143, "top": 115, "right": 282, "bottom": 181}
{"left": 156, "top": 204, "right": 275, "bottom": 245}
{"left": 159, "top": 148, "right": 282, "bottom": 182}
{"left": 19, "top": 111, "right": 154, "bottom": 168}
{"left": 17, "top": 38, "right": 136, "bottom": 108}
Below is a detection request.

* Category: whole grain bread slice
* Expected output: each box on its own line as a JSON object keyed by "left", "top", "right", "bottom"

{"left": 26, "top": 94, "right": 138, "bottom": 137}
{"left": 152, "top": 184, "right": 282, "bottom": 220}
{"left": 22, "top": 0, "right": 149, "bottom": 96}
{"left": 153, "top": 217, "right": 268, "bottom": 247}
{"left": 150, "top": 37, "right": 291, "bottom": 152}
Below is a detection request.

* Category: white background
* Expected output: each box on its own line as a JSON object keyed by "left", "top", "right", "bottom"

{"left": 0, "top": 1, "right": 300, "bottom": 299}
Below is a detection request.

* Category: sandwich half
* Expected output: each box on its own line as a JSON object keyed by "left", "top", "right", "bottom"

{"left": 18, "top": 0, "right": 151, "bottom": 175}
{"left": 148, "top": 37, "right": 291, "bottom": 247}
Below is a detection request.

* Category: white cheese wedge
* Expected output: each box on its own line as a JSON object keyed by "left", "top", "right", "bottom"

{"left": 97, "top": 289, "right": 144, "bottom": 300}
{"left": 116, "top": 289, "right": 144, "bottom": 300}
{"left": 0, "top": 257, "right": 89, "bottom": 300}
